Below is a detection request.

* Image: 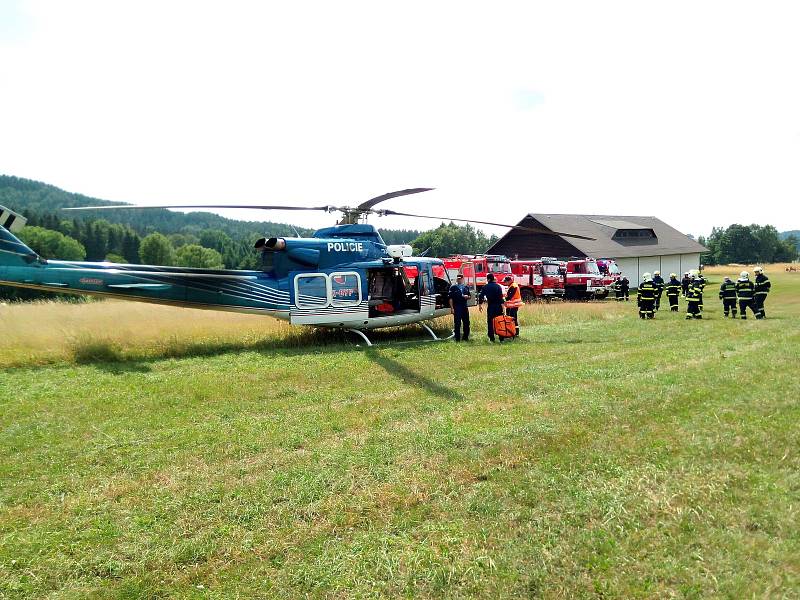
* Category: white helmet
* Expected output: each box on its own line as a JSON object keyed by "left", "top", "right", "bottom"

{"left": 740, "top": 271, "right": 749, "bottom": 279}
{"left": 754, "top": 266, "right": 763, "bottom": 273}
{"left": 642, "top": 272, "right": 652, "bottom": 281}
{"left": 654, "top": 270, "right": 660, "bottom": 275}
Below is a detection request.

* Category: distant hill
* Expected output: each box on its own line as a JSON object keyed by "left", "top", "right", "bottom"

{"left": 781, "top": 230, "right": 800, "bottom": 251}
{"left": 0, "top": 175, "right": 421, "bottom": 244}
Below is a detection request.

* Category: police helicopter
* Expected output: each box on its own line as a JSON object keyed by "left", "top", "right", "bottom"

{"left": 0, "top": 189, "right": 591, "bottom": 345}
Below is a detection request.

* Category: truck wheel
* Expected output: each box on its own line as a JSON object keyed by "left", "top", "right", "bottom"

{"left": 521, "top": 289, "right": 536, "bottom": 304}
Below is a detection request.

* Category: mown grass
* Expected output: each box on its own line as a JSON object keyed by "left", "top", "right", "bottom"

{"left": 1, "top": 267, "right": 798, "bottom": 598}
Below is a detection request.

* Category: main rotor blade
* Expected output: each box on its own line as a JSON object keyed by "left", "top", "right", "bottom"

{"left": 64, "top": 204, "right": 333, "bottom": 212}
{"left": 377, "top": 210, "right": 595, "bottom": 241}
{"left": 357, "top": 188, "right": 435, "bottom": 211}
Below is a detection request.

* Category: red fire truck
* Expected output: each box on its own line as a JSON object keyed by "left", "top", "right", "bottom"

{"left": 563, "top": 258, "right": 608, "bottom": 300}
{"left": 510, "top": 258, "right": 565, "bottom": 302}
{"left": 443, "top": 254, "right": 512, "bottom": 290}
{"left": 596, "top": 258, "right": 621, "bottom": 289}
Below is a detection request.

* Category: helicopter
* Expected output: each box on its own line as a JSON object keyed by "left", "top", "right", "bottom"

{"left": 0, "top": 189, "right": 591, "bottom": 345}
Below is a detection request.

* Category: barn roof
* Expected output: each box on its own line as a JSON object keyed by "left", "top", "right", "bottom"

{"left": 487, "top": 213, "right": 707, "bottom": 259}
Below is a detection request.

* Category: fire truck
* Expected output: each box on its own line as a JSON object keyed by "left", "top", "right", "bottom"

{"left": 563, "top": 257, "right": 608, "bottom": 299}
{"left": 443, "top": 254, "right": 512, "bottom": 290}
{"left": 596, "top": 258, "right": 621, "bottom": 290}
{"left": 510, "top": 258, "right": 565, "bottom": 302}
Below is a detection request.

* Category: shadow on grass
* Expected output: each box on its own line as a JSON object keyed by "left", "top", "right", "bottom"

{"left": 364, "top": 348, "right": 464, "bottom": 401}
{"left": 60, "top": 322, "right": 456, "bottom": 373}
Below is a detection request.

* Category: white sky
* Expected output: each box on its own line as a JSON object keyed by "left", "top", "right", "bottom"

{"left": 1, "top": 0, "right": 799, "bottom": 239}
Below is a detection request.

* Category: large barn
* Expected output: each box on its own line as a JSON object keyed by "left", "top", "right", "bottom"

{"left": 487, "top": 214, "right": 708, "bottom": 285}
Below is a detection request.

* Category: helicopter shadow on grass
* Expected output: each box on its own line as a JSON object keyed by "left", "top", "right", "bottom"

{"left": 69, "top": 323, "right": 458, "bottom": 375}
{"left": 363, "top": 348, "right": 464, "bottom": 401}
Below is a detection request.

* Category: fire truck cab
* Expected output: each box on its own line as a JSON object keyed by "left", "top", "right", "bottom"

{"left": 511, "top": 258, "right": 565, "bottom": 302}
{"left": 596, "top": 258, "right": 621, "bottom": 290}
{"left": 444, "top": 254, "right": 512, "bottom": 291}
{"left": 563, "top": 258, "right": 608, "bottom": 300}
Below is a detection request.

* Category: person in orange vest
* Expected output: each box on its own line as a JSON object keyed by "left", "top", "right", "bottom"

{"left": 502, "top": 275, "right": 522, "bottom": 337}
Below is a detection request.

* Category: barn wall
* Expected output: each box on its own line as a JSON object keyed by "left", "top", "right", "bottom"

{"left": 660, "top": 255, "right": 682, "bottom": 278}
{"left": 681, "top": 253, "right": 701, "bottom": 274}
{"left": 615, "top": 257, "right": 640, "bottom": 283}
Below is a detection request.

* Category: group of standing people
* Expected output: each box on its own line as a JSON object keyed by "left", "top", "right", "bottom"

{"left": 448, "top": 266, "right": 773, "bottom": 342}
{"left": 448, "top": 272, "right": 522, "bottom": 342}
{"left": 636, "top": 267, "right": 771, "bottom": 320}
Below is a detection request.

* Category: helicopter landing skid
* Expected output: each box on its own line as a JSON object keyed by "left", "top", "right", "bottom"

{"left": 345, "top": 323, "right": 454, "bottom": 347}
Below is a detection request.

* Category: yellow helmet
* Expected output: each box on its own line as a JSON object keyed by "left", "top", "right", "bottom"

{"left": 670, "top": 273, "right": 677, "bottom": 278}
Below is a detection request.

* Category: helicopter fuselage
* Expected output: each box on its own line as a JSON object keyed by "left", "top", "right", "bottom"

{"left": 0, "top": 223, "right": 460, "bottom": 331}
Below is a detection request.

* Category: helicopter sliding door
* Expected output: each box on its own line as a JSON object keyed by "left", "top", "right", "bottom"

{"left": 289, "top": 271, "right": 369, "bottom": 325}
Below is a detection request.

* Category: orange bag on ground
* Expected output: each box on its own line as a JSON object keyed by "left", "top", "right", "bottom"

{"left": 493, "top": 315, "right": 516, "bottom": 339}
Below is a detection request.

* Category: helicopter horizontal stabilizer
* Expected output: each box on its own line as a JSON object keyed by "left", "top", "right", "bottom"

{"left": 0, "top": 222, "right": 38, "bottom": 266}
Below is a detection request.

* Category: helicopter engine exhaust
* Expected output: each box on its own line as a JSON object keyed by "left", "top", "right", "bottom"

{"left": 254, "top": 237, "right": 287, "bottom": 251}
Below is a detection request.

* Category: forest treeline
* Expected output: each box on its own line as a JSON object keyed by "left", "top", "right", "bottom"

{"left": 698, "top": 224, "right": 798, "bottom": 265}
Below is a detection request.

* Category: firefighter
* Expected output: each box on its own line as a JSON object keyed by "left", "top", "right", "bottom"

{"left": 681, "top": 272, "right": 691, "bottom": 297}
{"left": 695, "top": 270, "right": 707, "bottom": 311}
{"left": 502, "top": 275, "right": 522, "bottom": 337}
{"left": 637, "top": 273, "right": 656, "bottom": 319}
{"left": 718, "top": 276, "right": 737, "bottom": 318}
{"left": 618, "top": 275, "right": 630, "bottom": 301}
{"left": 685, "top": 274, "right": 702, "bottom": 319}
{"left": 652, "top": 270, "right": 665, "bottom": 310}
{"left": 665, "top": 273, "right": 681, "bottom": 311}
{"left": 753, "top": 266, "right": 771, "bottom": 319}
{"left": 448, "top": 273, "right": 471, "bottom": 342}
{"left": 613, "top": 276, "right": 625, "bottom": 301}
{"left": 478, "top": 273, "right": 506, "bottom": 342}
{"left": 736, "top": 271, "right": 756, "bottom": 319}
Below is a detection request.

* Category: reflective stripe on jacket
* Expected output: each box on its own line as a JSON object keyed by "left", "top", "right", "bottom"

{"left": 755, "top": 274, "right": 771, "bottom": 295}
{"left": 719, "top": 282, "right": 737, "bottom": 299}
{"left": 637, "top": 281, "right": 656, "bottom": 301}
{"left": 736, "top": 279, "right": 754, "bottom": 299}
{"left": 504, "top": 283, "right": 523, "bottom": 308}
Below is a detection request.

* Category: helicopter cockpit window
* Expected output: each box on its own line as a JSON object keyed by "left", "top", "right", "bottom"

{"left": 331, "top": 272, "right": 361, "bottom": 307}
{"left": 295, "top": 274, "right": 328, "bottom": 308}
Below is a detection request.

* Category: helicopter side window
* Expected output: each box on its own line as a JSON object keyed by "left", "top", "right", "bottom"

{"left": 331, "top": 272, "right": 361, "bottom": 307}
{"left": 295, "top": 274, "right": 329, "bottom": 308}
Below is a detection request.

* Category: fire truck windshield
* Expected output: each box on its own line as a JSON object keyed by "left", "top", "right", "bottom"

{"left": 542, "top": 264, "right": 560, "bottom": 275}
{"left": 490, "top": 262, "right": 512, "bottom": 274}
{"left": 586, "top": 262, "right": 600, "bottom": 275}
{"left": 608, "top": 263, "right": 620, "bottom": 274}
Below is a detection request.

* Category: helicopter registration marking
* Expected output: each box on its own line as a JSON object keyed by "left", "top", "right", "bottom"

{"left": 327, "top": 242, "right": 364, "bottom": 252}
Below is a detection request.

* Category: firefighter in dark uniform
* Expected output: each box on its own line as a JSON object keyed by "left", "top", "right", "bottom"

{"left": 478, "top": 273, "right": 506, "bottom": 342}
{"left": 681, "top": 272, "right": 691, "bottom": 297}
{"left": 736, "top": 271, "right": 756, "bottom": 319}
{"left": 665, "top": 273, "right": 681, "bottom": 312}
{"left": 652, "top": 270, "right": 665, "bottom": 310}
{"left": 637, "top": 273, "right": 657, "bottom": 319}
{"left": 448, "top": 274, "right": 471, "bottom": 341}
{"left": 695, "top": 271, "right": 707, "bottom": 312}
{"left": 718, "top": 276, "right": 737, "bottom": 318}
{"left": 753, "top": 266, "right": 771, "bottom": 319}
{"left": 503, "top": 275, "right": 522, "bottom": 337}
{"left": 618, "top": 275, "right": 630, "bottom": 301}
{"left": 685, "top": 274, "right": 703, "bottom": 319}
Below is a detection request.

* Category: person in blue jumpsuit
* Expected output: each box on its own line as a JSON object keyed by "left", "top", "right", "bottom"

{"left": 478, "top": 273, "right": 506, "bottom": 342}
{"left": 448, "top": 274, "right": 471, "bottom": 342}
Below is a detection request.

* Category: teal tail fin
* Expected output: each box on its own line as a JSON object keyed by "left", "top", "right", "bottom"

{"left": 0, "top": 206, "right": 38, "bottom": 266}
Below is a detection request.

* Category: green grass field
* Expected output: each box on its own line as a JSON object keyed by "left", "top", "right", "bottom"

{"left": 1, "top": 267, "right": 799, "bottom": 598}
